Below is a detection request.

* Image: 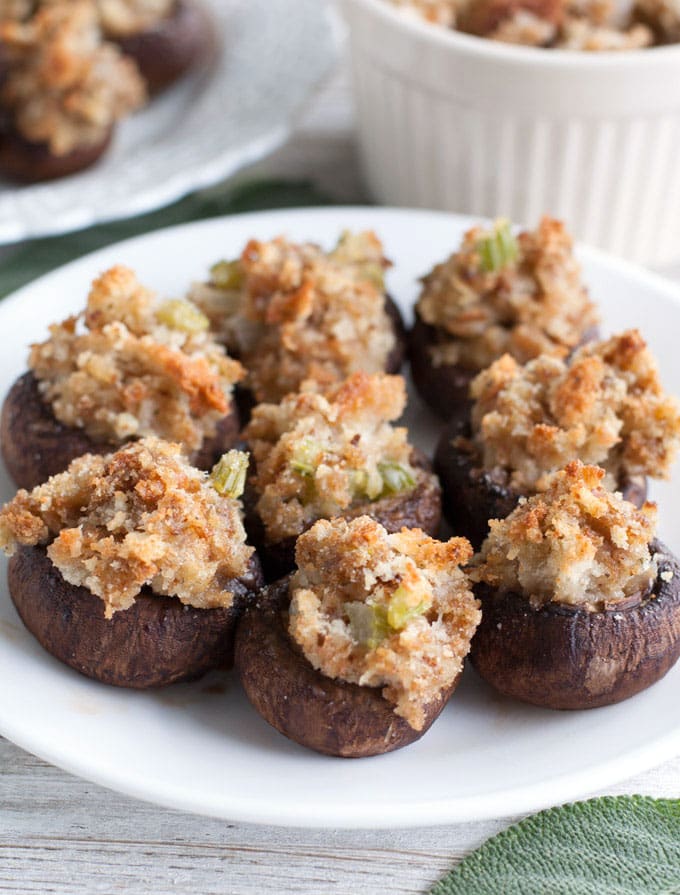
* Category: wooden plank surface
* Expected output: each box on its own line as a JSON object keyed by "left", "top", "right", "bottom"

{"left": 2, "top": 736, "right": 680, "bottom": 895}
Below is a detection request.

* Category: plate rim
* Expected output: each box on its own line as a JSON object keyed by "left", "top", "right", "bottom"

{"left": 1, "top": 204, "right": 680, "bottom": 828}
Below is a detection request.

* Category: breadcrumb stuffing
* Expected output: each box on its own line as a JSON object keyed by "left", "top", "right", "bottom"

{"left": 389, "top": 0, "right": 458, "bottom": 25}
{"left": 0, "top": 438, "right": 253, "bottom": 617}
{"left": 558, "top": 17, "right": 652, "bottom": 47}
{"left": 0, "top": 0, "right": 33, "bottom": 21}
{"left": 96, "top": 0, "right": 174, "bottom": 36}
{"left": 189, "top": 231, "right": 396, "bottom": 403}
{"left": 470, "top": 330, "right": 680, "bottom": 491}
{"left": 416, "top": 217, "right": 598, "bottom": 372}
{"left": 29, "top": 265, "right": 244, "bottom": 452}
{"left": 471, "top": 461, "right": 658, "bottom": 608}
{"left": 633, "top": 0, "right": 680, "bottom": 41}
{"left": 245, "top": 373, "right": 419, "bottom": 543}
{"left": 289, "top": 516, "right": 480, "bottom": 730}
{"left": 0, "top": 1, "right": 146, "bottom": 155}
{"left": 388, "top": 0, "right": 656, "bottom": 47}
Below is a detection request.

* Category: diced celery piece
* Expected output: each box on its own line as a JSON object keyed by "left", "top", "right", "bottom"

{"left": 477, "top": 219, "right": 518, "bottom": 273}
{"left": 211, "top": 450, "right": 249, "bottom": 499}
{"left": 387, "top": 585, "right": 431, "bottom": 631}
{"left": 156, "top": 299, "right": 209, "bottom": 334}
{"left": 378, "top": 461, "right": 416, "bottom": 496}
{"left": 289, "top": 438, "right": 321, "bottom": 477}
{"left": 210, "top": 259, "right": 243, "bottom": 291}
{"left": 345, "top": 602, "right": 390, "bottom": 649}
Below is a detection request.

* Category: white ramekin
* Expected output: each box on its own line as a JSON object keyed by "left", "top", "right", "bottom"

{"left": 340, "top": 0, "right": 680, "bottom": 266}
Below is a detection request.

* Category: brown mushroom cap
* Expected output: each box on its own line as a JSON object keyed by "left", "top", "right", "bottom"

{"left": 470, "top": 539, "right": 680, "bottom": 710}
{"left": 0, "top": 371, "right": 241, "bottom": 490}
{"left": 434, "top": 407, "right": 647, "bottom": 549}
{"left": 409, "top": 312, "right": 476, "bottom": 421}
{"left": 235, "top": 576, "right": 460, "bottom": 757}
{"left": 112, "top": 0, "right": 213, "bottom": 95}
{"left": 244, "top": 449, "right": 442, "bottom": 582}
{"left": 0, "top": 123, "right": 112, "bottom": 183}
{"left": 8, "top": 545, "right": 263, "bottom": 687}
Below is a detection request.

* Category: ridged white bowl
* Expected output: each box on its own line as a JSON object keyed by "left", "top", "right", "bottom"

{"left": 341, "top": 0, "right": 680, "bottom": 266}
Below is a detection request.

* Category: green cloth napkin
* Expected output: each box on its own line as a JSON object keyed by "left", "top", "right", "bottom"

{"left": 0, "top": 179, "right": 331, "bottom": 299}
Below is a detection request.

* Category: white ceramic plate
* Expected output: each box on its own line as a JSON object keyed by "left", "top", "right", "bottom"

{"left": 0, "top": 0, "right": 337, "bottom": 244}
{"left": 1, "top": 207, "right": 679, "bottom": 829}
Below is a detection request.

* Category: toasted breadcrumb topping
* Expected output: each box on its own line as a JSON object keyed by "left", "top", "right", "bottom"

{"left": 389, "top": 0, "right": 656, "bottom": 47}
{"left": 0, "top": 1, "right": 173, "bottom": 33}
{"left": 0, "top": 0, "right": 33, "bottom": 21}
{"left": 29, "top": 265, "right": 244, "bottom": 452}
{"left": 558, "top": 17, "right": 652, "bottom": 47}
{"left": 190, "top": 231, "right": 396, "bottom": 403}
{"left": 245, "top": 373, "right": 419, "bottom": 543}
{"left": 0, "top": 1, "right": 145, "bottom": 155}
{"left": 0, "top": 438, "right": 253, "bottom": 616}
{"left": 471, "top": 462, "right": 658, "bottom": 608}
{"left": 633, "top": 0, "right": 680, "bottom": 40}
{"left": 416, "top": 218, "right": 598, "bottom": 372}
{"left": 470, "top": 330, "right": 680, "bottom": 491}
{"left": 389, "top": 0, "right": 458, "bottom": 24}
{"left": 289, "top": 516, "right": 480, "bottom": 730}
{"left": 97, "top": 0, "right": 173, "bottom": 36}
{"left": 487, "top": 10, "right": 557, "bottom": 43}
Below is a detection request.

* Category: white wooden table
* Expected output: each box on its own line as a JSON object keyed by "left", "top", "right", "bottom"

{"left": 2, "top": 61, "right": 680, "bottom": 895}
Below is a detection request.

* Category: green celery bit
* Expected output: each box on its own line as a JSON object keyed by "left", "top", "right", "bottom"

{"left": 289, "top": 438, "right": 321, "bottom": 477}
{"left": 477, "top": 220, "right": 518, "bottom": 273}
{"left": 211, "top": 450, "right": 249, "bottom": 499}
{"left": 156, "top": 299, "right": 209, "bottom": 334}
{"left": 387, "top": 585, "right": 431, "bottom": 631}
{"left": 345, "top": 602, "right": 390, "bottom": 649}
{"left": 210, "top": 259, "right": 243, "bottom": 291}
{"left": 378, "top": 461, "right": 416, "bottom": 496}
{"left": 332, "top": 231, "right": 385, "bottom": 289}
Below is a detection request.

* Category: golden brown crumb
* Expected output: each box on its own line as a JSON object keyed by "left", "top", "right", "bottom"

{"left": 471, "top": 461, "right": 658, "bottom": 608}
{"left": 388, "top": 0, "right": 658, "bottom": 47}
{"left": 0, "top": 1, "right": 145, "bottom": 155}
{"left": 96, "top": 0, "right": 173, "bottom": 36}
{"left": 189, "top": 232, "right": 396, "bottom": 403}
{"left": 633, "top": 0, "right": 680, "bottom": 40}
{"left": 289, "top": 516, "right": 480, "bottom": 730}
{"left": 388, "top": 0, "right": 459, "bottom": 25}
{"left": 470, "top": 330, "right": 680, "bottom": 491}
{"left": 417, "top": 217, "right": 598, "bottom": 373}
{"left": 488, "top": 9, "right": 557, "bottom": 43}
{"left": 557, "top": 18, "right": 652, "bottom": 47}
{"left": 0, "top": 0, "right": 33, "bottom": 21}
{"left": 29, "top": 265, "right": 244, "bottom": 452}
{"left": 0, "top": 438, "right": 253, "bottom": 617}
{"left": 245, "top": 373, "right": 419, "bottom": 543}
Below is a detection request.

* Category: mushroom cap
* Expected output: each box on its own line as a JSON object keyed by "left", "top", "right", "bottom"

{"left": 469, "top": 539, "right": 680, "bottom": 709}
{"left": 235, "top": 576, "right": 461, "bottom": 757}
{"left": 8, "top": 545, "right": 263, "bottom": 687}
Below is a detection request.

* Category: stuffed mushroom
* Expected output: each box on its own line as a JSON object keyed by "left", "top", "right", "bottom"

{"left": 0, "top": 2, "right": 145, "bottom": 182}
{"left": 410, "top": 217, "right": 598, "bottom": 419}
{"left": 1, "top": 265, "right": 245, "bottom": 490}
{"left": 243, "top": 372, "right": 442, "bottom": 580}
{"left": 235, "top": 515, "right": 481, "bottom": 757}
{"left": 189, "top": 231, "right": 407, "bottom": 411}
{"left": 468, "top": 461, "right": 680, "bottom": 709}
{"left": 97, "top": 0, "right": 213, "bottom": 94}
{"left": 435, "top": 329, "right": 680, "bottom": 547}
{"left": 0, "top": 438, "right": 262, "bottom": 686}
